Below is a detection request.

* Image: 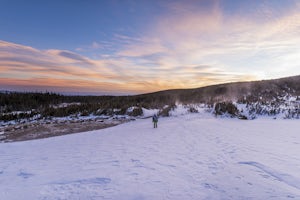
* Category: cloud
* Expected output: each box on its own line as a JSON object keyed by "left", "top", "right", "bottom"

{"left": 91, "top": 42, "right": 100, "bottom": 49}
{"left": 0, "top": 40, "right": 123, "bottom": 88}
{"left": 114, "top": 0, "right": 300, "bottom": 80}
{"left": 49, "top": 50, "right": 95, "bottom": 66}
{"left": 75, "top": 41, "right": 114, "bottom": 53}
{"left": 2, "top": 1, "right": 300, "bottom": 94}
{"left": 0, "top": 77, "right": 138, "bottom": 95}
{"left": 0, "top": 37, "right": 264, "bottom": 94}
{"left": 117, "top": 38, "right": 168, "bottom": 57}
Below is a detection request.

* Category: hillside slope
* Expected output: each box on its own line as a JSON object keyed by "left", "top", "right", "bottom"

{"left": 139, "top": 75, "right": 300, "bottom": 103}
{"left": 1, "top": 75, "right": 299, "bottom": 130}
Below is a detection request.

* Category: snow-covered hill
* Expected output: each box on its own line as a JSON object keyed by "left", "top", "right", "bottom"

{"left": 1, "top": 114, "right": 300, "bottom": 199}
{"left": 1, "top": 76, "right": 300, "bottom": 130}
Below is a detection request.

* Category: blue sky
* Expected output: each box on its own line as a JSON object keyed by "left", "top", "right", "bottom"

{"left": 1, "top": 0, "right": 300, "bottom": 95}
{"left": 0, "top": 0, "right": 163, "bottom": 51}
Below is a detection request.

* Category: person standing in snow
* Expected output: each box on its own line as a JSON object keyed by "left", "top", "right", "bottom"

{"left": 152, "top": 114, "right": 158, "bottom": 128}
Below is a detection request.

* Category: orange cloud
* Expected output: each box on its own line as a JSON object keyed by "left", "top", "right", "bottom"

{"left": 2, "top": 1, "right": 300, "bottom": 94}
{"left": 0, "top": 39, "right": 260, "bottom": 94}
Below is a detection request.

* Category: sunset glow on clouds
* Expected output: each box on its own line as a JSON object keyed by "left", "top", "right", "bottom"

{"left": 1, "top": 0, "right": 300, "bottom": 94}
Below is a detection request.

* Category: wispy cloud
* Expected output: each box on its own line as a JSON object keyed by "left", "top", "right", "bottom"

{"left": 0, "top": 41, "right": 126, "bottom": 92}
{"left": 115, "top": 0, "right": 300, "bottom": 80}
{"left": 1, "top": 0, "right": 300, "bottom": 94}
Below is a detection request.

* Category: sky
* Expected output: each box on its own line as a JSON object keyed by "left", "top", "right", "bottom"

{"left": 1, "top": 0, "right": 300, "bottom": 95}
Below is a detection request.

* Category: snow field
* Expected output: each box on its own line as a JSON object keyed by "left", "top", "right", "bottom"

{"left": 0, "top": 114, "right": 300, "bottom": 199}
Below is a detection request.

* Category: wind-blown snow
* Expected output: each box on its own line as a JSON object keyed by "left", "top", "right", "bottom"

{"left": 142, "top": 108, "right": 159, "bottom": 118}
{"left": 1, "top": 114, "right": 300, "bottom": 199}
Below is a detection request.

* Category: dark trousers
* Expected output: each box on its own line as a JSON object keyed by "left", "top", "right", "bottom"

{"left": 153, "top": 122, "right": 157, "bottom": 128}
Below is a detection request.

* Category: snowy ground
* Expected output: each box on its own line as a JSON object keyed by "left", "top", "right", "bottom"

{"left": 0, "top": 114, "right": 300, "bottom": 200}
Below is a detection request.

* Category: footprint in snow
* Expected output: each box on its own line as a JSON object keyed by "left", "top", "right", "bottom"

{"left": 287, "top": 195, "right": 295, "bottom": 198}
{"left": 52, "top": 177, "right": 111, "bottom": 185}
{"left": 131, "top": 159, "right": 144, "bottom": 167}
{"left": 18, "top": 171, "right": 34, "bottom": 179}
{"left": 238, "top": 161, "right": 300, "bottom": 190}
{"left": 195, "top": 161, "right": 203, "bottom": 165}
{"left": 156, "top": 162, "right": 176, "bottom": 168}
{"left": 107, "top": 160, "right": 120, "bottom": 167}
{"left": 203, "top": 183, "right": 218, "bottom": 190}
{"left": 131, "top": 159, "right": 155, "bottom": 170}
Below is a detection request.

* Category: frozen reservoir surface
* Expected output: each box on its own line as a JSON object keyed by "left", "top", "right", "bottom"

{"left": 1, "top": 114, "right": 300, "bottom": 200}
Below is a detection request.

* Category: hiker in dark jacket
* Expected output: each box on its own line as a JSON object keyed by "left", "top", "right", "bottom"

{"left": 152, "top": 114, "right": 158, "bottom": 128}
